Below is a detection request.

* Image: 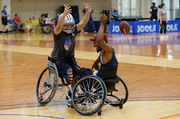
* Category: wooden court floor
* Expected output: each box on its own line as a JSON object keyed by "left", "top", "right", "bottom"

{"left": 0, "top": 32, "right": 180, "bottom": 119}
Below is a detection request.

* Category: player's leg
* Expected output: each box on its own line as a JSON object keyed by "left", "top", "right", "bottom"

{"left": 159, "top": 20, "right": 163, "bottom": 38}
{"left": 67, "top": 57, "right": 79, "bottom": 87}
{"left": 163, "top": 21, "right": 167, "bottom": 38}
{"left": 55, "top": 59, "right": 72, "bottom": 85}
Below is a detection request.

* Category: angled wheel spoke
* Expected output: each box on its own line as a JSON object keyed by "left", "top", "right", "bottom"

{"left": 80, "top": 82, "right": 87, "bottom": 93}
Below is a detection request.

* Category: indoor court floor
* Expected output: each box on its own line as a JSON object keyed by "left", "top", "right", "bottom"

{"left": 0, "top": 31, "right": 180, "bottom": 119}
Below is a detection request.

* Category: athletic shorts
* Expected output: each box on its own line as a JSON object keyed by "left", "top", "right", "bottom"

{"left": 50, "top": 57, "right": 79, "bottom": 77}
{"left": 1, "top": 17, "right": 7, "bottom": 25}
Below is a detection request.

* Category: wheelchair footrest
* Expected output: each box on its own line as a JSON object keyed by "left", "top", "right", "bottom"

{"left": 107, "top": 88, "right": 118, "bottom": 93}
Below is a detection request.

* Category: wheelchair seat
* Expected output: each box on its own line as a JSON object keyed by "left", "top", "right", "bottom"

{"left": 77, "top": 66, "right": 120, "bottom": 92}
{"left": 103, "top": 76, "right": 120, "bottom": 92}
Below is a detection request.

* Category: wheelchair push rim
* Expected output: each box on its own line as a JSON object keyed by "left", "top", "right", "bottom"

{"left": 72, "top": 75, "right": 107, "bottom": 116}
{"left": 36, "top": 66, "right": 58, "bottom": 106}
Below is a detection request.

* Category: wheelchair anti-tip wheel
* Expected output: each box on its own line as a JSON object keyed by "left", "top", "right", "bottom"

{"left": 106, "top": 76, "right": 128, "bottom": 107}
{"left": 36, "top": 66, "right": 58, "bottom": 106}
{"left": 72, "top": 75, "right": 107, "bottom": 116}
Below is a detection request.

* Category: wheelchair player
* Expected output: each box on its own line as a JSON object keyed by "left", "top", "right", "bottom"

{"left": 79, "top": 14, "right": 119, "bottom": 92}
{"left": 50, "top": 3, "right": 92, "bottom": 86}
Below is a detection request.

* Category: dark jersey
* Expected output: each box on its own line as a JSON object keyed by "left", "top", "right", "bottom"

{"left": 98, "top": 48, "right": 118, "bottom": 79}
{"left": 100, "top": 48, "right": 118, "bottom": 67}
{"left": 51, "top": 25, "right": 79, "bottom": 59}
{"left": 151, "top": 6, "right": 158, "bottom": 17}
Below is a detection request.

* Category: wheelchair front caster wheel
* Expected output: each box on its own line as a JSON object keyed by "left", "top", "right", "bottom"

{"left": 119, "top": 103, "right": 123, "bottom": 109}
{"left": 67, "top": 102, "right": 73, "bottom": 108}
{"left": 119, "top": 98, "right": 123, "bottom": 109}
{"left": 98, "top": 111, "right": 102, "bottom": 116}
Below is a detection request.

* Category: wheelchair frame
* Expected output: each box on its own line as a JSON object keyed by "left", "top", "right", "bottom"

{"left": 36, "top": 60, "right": 128, "bottom": 116}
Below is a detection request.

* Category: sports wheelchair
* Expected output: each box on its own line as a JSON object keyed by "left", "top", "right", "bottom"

{"left": 36, "top": 57, "right": 128, "bottom": 116}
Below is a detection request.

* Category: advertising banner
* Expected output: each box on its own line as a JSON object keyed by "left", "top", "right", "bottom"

{"left": 109, "top": 21, "right": 134, "bottom": 34}
{"left": 109, "top": 20, "right": 180, "bottom": 34}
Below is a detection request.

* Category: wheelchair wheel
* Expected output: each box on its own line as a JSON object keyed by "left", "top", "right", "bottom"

{"left": 36, "top": 66, "right": 58, "bottom": 106}
{"left": 106, "top": 76, "right": 128, "bottom": 106}
{"left": 72, "top": 75, "right": 107, "bottom": 115}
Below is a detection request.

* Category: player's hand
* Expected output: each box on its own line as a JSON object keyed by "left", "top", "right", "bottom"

{"left": 64, "top": 4, "right": 72, "bottom": 15}
{"left": 160, "top": 21, "right": 162, "bottom": 24}
{"left": 84, "top": 3, "right": 92, "bottom": 13}
{"left": 99, "top": 14, "right": 107, "bottom": 25}
{"left": 166, "top": 20, "right": 168, "bottom": 23}
{"left": 92, "top": 63, "right": 99, "bottom": 70}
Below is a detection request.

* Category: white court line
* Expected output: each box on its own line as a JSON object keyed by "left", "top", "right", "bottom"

{"left": 1, "top": 44, "right": 180, "bottom": 69}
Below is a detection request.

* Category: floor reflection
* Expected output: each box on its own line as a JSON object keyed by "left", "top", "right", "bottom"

{"left": 0, "top": 32, "right": 180, "bottom": 59}
{"left": 109, "top": 32, "right": 180, "bottom": 59}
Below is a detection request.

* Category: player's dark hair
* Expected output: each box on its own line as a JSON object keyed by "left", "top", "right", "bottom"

{"left": 114, "top": 10, "right": 117, "bottom": 13}
{"left": 15, "top": 13, "right": 18, "bottom": 17}
{"left": 3, "top": 5, "right": 7, "bottom": 9}
{"left": 161, "top": 3, "right": 165, "bottom": 8}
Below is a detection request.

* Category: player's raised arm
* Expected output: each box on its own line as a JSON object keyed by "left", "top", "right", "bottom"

{"left": 54, "top": 4, "right": 72, "bottom": 35}
{"left": 96, "top": 14, "right": 112, "bottom": 53}
{"left": 77, "top": 3, "right": 92, "bottom": 31}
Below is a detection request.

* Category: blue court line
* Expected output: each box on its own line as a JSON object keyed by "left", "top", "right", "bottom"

{"left": 0, "top": 99, "right": 179, "bottom": 111}
{"left": 1, "top": 95, "right": 180, "bottom": 108}
{"left": 0, "top": 114, "right": 65, "bottom": 119}
{"left": 128, "top": 99, "right": 180, "bottom": 101}
{"left": 127, "top": 87, "right": 180, "bottom": 97}
{"left": 129, "top": 96, "right": 180, "bottom": 99}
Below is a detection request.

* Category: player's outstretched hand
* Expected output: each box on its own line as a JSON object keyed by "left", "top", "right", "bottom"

{"left": 64, "top": 4, "right": 72, "bottom": 15}
{"left": 99, "top": 14, "right": 107, "bottom": 25}
{"left": 84, "top": 3, "right": 92, "bottom": 13}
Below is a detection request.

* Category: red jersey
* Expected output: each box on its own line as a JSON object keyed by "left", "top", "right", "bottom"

{"left": 14, "top": 16, "right": 21, "bottom": 23}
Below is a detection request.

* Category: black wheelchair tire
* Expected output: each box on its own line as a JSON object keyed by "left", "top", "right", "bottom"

{"left": 108, "top": 76, "right": 128, "bottom": 106}
{"left": 36, "top": 66, "right": 58, "bottom": 106}
{"left": 72, "top": 75, "right": 107, "bottom": 116}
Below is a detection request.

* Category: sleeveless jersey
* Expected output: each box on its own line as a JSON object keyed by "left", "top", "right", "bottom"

{"left": 100, "top": 48, "right": 118, "bottom": 67}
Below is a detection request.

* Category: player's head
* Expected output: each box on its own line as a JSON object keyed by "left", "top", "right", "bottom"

{"left": 152, "top": 2, "right": 155, "bottom": 6}
{"left": 59, "top": 13, "right": 75, "bottom": 34}
{"left": 90, "top": 33, "right": 108, "bottom": 52}
{"left": 3, "top": 5, "right": 7, "bottom": 10}
{"left": 15, "top": 13, "right": 19, "bottom": 17}
{"left": 161, "top": 3, "right": 165, "bottom": 9}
